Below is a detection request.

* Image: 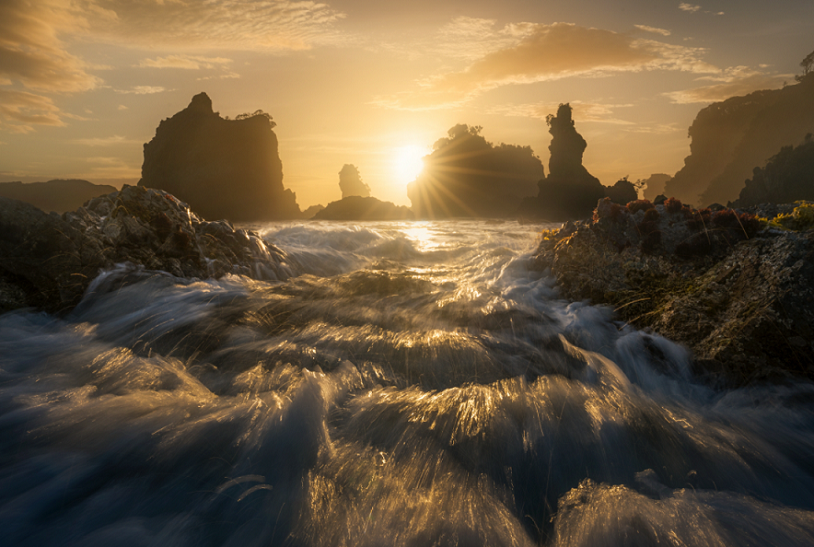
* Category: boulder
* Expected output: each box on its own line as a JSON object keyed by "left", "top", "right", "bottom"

{"left": 313, "top": 196, "right": 413, "bottom": 221}
{"left": 139, "top": 93, "right": 301, "bottom": 221}
{"left": 0, "top": 185, "right": 296, "bottom": 314}
{"left": 531, "top": 198, "right": 814, "bottom": 385}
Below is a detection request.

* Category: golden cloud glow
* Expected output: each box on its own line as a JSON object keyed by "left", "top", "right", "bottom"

{"left": 635, "top": 25, "right": 671, "bottom": 36}
{"left": 376, "top": 23, "right": 717, "bottom": 110}
{"left": 489, "top": 101, "right": 635, "bottom": 125}
{"left": 137, "top": 55, "right": 233, "bottom": 70}
{"left": 0, "top": 90, "right": 66, "bottom": 133}
{"left": 666, "top": 67, "right": 790, "bottom": 103}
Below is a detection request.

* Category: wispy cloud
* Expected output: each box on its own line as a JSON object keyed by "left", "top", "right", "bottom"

{"left": 0, "top": 89, "right": 66, "bottom": 133}
{"left": 0, "top": 0, "right": 101, "bottom": 93}
{"left": 665, "top": 67, "right": 790, "bottom": 103}
{"left": 679, "top": 3, "right": 702, "bottom": 13}
{"left": 115, "top": 86, "right": 168, "bottom": 95}
{"left": 72, "top": 135, "right": 139, "bottom": 147}
{"left": 489, "top": 101, "right": 635, "bottom": 125}
{"left": 376, "top": 22, "right": 717, "bottom": 110}
{"left": 635, "top": 25, "right": 671, "bottom": 36}
{"left": 137, "top": 55, "right": 233, "bottom": 70}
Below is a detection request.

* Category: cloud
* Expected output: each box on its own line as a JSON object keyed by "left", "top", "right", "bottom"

{"left": 115, "top": 86, "right": 168, "bottom": 95}
{"left": 137, "top": 55, "right": 233, "bottom": 70}
{"left": 0, "top": 89, "right": 66, "bottom": 133}
{"left": 377, "top": 22, "right": 717, "bottom": 110}
{"left": 72, "top": 135, "right": 139, "bottom": 146}
{"left": 635, "top": 25, "right": 671, "bottom": 36}
{"left": 665, "top": 67, "right": 790, "bottom": 103}
{"left": 0, "top": 0, "right": 101, "bottom": 93}
{"left": 489, "top": 101, "right": 635, "bottom": 125}
{"left": 117, "top": 104, "right": 128, "bottom": 110}
{"left": 679, "top": 3, "right": 701, "bottom": 12}
{"left": 81, "top": 0, "right": 348, "bottom": 51}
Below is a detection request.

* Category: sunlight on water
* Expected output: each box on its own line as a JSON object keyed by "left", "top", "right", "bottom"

{"left": 1, "top": 220, "right": 814, "bottom": 546}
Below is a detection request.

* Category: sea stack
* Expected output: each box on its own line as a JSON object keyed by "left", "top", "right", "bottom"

{"left": 139, "top": 93, "right": 301, "bottom": 221}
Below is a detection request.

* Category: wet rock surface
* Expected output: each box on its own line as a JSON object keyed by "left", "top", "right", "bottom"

{"left": 531, "top": 198, "right": 814, "bottom": 386}
{"left": 0, "top": 185, "right": 296, "bottom": 314}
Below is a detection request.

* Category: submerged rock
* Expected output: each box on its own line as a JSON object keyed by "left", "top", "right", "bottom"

{"left": 0, "top": 185, "right": 296, "bottom": 314}
{"left": 531, "top": 198, "right": 814, "bottom": 385}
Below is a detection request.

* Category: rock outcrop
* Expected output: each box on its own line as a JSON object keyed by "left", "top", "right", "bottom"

{"left": 0, "top": 179, "right": 117, "bottom": 213}
{"left": 313, "top": 196, "right": 413, "bottom": 221}
{"left": 520, "top": 104, "right": 606, "bottom": 221}
{"left": 733, "top": 134, "right": 814, "bottom": 206}
{"left": 407, "top": 124, "right": 542, "bottom": 218}
{"left": 139, "top": 93, "right": 301, "bottom": 221}
{"left": 338, "top": 164, "right": 371, "bottom": 199}
{"left": 642, "top": 174, "right": 671, "bottom": 202}
{"left": 0, "top": 185, "right": 296, "bottom": 314}
{"left": 531, "top": 198, "right": 814, "bottom": 385}
{"left": 664, "top": 73, "right": 814, "bottom": 206}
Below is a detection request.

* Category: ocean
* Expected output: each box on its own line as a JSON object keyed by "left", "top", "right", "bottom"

{"left": 1, "top": 220, "right": 813, "bottom": 546}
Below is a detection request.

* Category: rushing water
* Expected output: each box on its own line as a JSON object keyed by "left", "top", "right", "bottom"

{"left": 2, "top": 220, "right": 814, "bottom": 547}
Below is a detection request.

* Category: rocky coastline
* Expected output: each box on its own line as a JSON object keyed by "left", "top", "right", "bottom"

{"left": 0, "top": 185, "right": 296, "bottom": 314}
{"left": 531, "top": 197, "right": 814, "bottom": 386}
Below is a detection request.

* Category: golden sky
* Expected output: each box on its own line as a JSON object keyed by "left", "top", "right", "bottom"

{"left": 0, "top": 0, "right": 811, "bottom": 207}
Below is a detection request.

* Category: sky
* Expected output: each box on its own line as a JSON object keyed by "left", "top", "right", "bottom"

{"left": 1, "top": 0, "right": 812, "bottom": 208}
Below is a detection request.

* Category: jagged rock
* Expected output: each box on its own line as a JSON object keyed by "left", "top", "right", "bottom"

{"left": 139, "top": 92, "right": 301, "bottom": 221}
{"left": 0, "top": 179, "right": 117, "bottom": 213}
{"left": 0, "top": 185, "right": 296, "bottom": 314}
{"left": 338, "top": 164, "right": 371, "bottom": 199}
{"left": 531, "top": 198, "right": 814, "bottom": 385}
{"left": 520, "top": 104, "right": 605, "bottom": 221}
{"left": 313, "top": 196, "right": 414, "bottom": 221}
{"left": 408, "top": 124, "right": 542, "bottom": 218}
{"left": 301, "top": 204, "right": 326, "bottom": 219}
{"left": 641, "top": 174, "right": 671, "bottom": 202}
{"left": 664, "top": 73, "right": 814, "bottom": 206}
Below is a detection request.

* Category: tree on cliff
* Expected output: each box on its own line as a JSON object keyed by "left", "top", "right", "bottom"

{"left": 338, "top": 164, "right": 371, "bottom": 199}
{"left": 407, "top": 124, "right": 542, "bottom": 218}
{"left": 139, "top": 93, "right": 301, "bottom": 221}
{"left": 796, "top": 49, "right": 814, "bottom": 82}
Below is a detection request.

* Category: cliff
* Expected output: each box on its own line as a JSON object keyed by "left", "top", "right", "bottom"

{"left": 0, "top": 179, "right": 116, "bottom": 213}
{"left": 664, "top": 74, "right": 814, "bottom": 206}
{"left": 407, "top": 124, "right": 542, "bottom": 218}
{"left": 139, "top": 93, "right": 301, "bottom": 221}
{"left": 733, "top": 134, "right": 814, "bottom": 206}
{"left": 0, "top": 185, "right": 295, "bottom": 314}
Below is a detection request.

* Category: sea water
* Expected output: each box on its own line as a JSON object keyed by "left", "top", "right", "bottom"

{"left": 1, "top": 220, "right": 813, "bottom": 546}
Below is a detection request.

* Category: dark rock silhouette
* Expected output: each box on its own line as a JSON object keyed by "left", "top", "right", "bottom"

{"left": 664, "top": 72, "right": 814, "bottom": 206}
{"left": 0, "top": 185, "right": 295, "bottom": 314}
{"left": 520, "top": 104, "right": 605, "bottom": 220}
{"left": 313, "top": 196, "right": 413, "bottom": 221}
{"left": 604, "top": 178, "right": 638, "bottom": 206}
{"left": 139, "top": 93, "right": 301, "bottom": 221}
{"left": 0, "top": 179, "right": 116, "bottom": 213}
{"left": 301, "top": 204, "right": 326, "bottom": 219}
{"left": 338, "top": 164, "right": 371, "bottom": 198}
{"left": 642, "top": 174, "right": 671, "bottom": 202}
{"left": 407, "top": 124, "right": 542, "bottom": 218}
{"left": 733, "top": 134, "right": 814, "bottom": 206}
{"left": 532, "top": 200, "right": 813, "bottom": 385}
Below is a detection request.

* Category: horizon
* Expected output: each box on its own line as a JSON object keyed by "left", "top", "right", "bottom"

{"left": 1, "top": 0, "right": 812, "bottom": 208}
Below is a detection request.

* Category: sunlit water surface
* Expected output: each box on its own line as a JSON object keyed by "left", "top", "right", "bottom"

{"left": 2, "top": 220, "right": 814, "bottom": 546}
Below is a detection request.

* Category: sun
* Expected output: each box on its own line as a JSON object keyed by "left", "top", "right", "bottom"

{"left": 392, "top": 144, "right": 428, "bottom": 185}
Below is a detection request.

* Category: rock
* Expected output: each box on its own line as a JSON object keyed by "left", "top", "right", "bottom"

{"left": 313, "top": 196, "right": 414, "bottom": 221}
{"left": 531, "top": 197, "right": 814, "bottom": 385}
{"left": 732, "top": 134, "right": 814, "bottom": 206}
{"left": 300, "top": 204, "right": 326, "bottom": 219}
{"left": 338, "top": 164, "right": 371, "bottom": 199}
{"left": 664, "top": 73, "right": 814, "bottom": 206}
{"left": 641, "top": 174, "right": 671, "bottom": 202}
{"left": 520, "top": 104, "right": 606, "bottom": 221}
{"left": 139, "top": 93, "right": 301, "bottom": 221}
{"left": 0, "top": 185, "right": 296, "bottom": 314}
{"left": 0, "top": 179, "right": 117, "bottom": 213}
{"left": 407, "top": 124, "right": 542, "bottom": 218}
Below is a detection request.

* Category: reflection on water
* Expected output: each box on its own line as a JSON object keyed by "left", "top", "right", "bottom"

{"left": 1, "top": 220, "right": 813, "bottom": 546}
